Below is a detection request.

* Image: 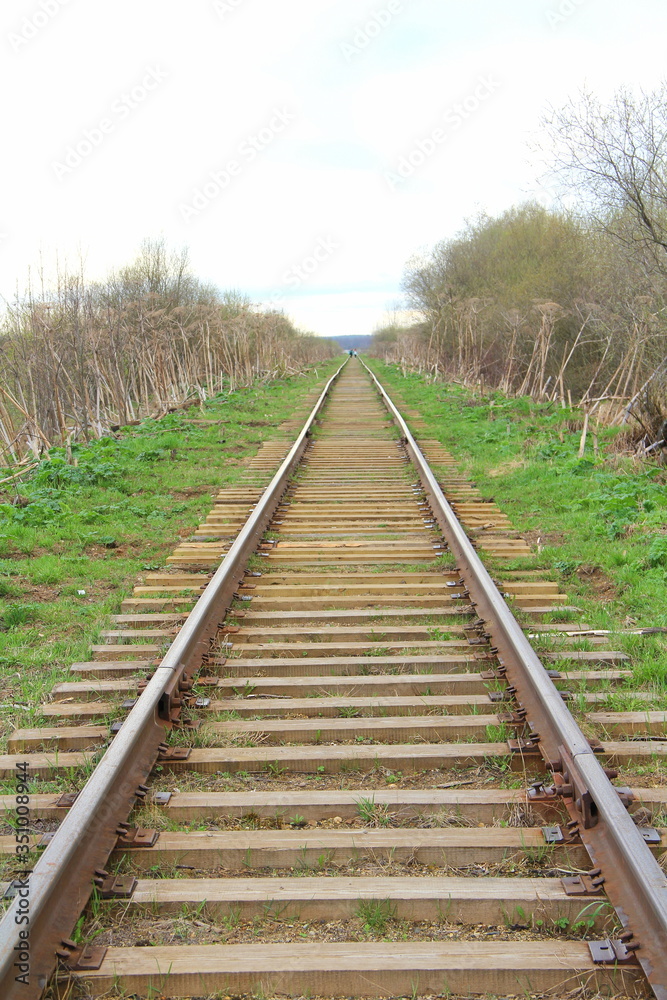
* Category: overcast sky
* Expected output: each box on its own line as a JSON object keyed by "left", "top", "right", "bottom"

{"left": 2, "top": 0, "right": 667, "bottom": 338}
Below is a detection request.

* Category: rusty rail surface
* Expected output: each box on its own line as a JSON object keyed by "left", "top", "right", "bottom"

{"left": 361, "top": 356, "right": 667, "bottom": 1000}
{"left": 0, "top": 359, "right": 347, "bottom": 1000}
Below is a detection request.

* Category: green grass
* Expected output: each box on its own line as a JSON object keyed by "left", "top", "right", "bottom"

{"left": 356, "top": 795, "right": 392, "bottom": 826}
{"left": 0, "top": 359, "right": 341, "bottom": 750}
{"left": 356, "top": 898, "right": 396, "bottom": 935}
{"left": 365, "top": 356, "right": 667, "bottom": 706}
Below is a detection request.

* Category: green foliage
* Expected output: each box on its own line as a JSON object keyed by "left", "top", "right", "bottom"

{"left": 553, "top": 559, "right": 582, "bottom": 575}
{"left": 356, "top": 898, "right": 396, "bottom": 935}
{"left": 356, "top": 796, "right": 391, "bottom": 827}
{"left": 32, "top": 455, "right": 118, "bottom": 488}
{"left": 573, "top": 471, "right": 666, "bottom": 538}
{"left": 427, "top": 626, "right": 453, "bottom": 641}
{"left": 394, "top": 203, "right": 600, "bottom": 396}
{"left": 0, "top": 603, "right": 38, "bottom": 630}
{"left": 407, "top": 203, "right": 592, "bottom": 310}
{"left": 379, "top": 187, "right": 667, "bottom": 406}
{"left": 0, "top": 491, "right": 64, "bottom": 526}
{"left": 647, "top": 536, "right": 667, "bottom": 568}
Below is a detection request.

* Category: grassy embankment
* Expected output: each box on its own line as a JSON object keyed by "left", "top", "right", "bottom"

{"left": 0, "top": 359, "right": 341, "bottom": 750}
{"left": 366, "top": 357, "right": 667, "bottom": 721}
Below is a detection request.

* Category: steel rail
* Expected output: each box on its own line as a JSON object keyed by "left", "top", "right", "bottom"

{"left": 0, "top": 358, "right": 347, "bottom": 1000}
{"left": 360, "top": 357, "right": 667, "bottom": 1000}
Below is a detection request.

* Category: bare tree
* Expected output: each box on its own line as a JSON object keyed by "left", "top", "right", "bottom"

{"left": 0, "top": 244, "right": 338, "bottom": 463}
{"left": 542, "top": 85, "right": 667, "bottom": 270}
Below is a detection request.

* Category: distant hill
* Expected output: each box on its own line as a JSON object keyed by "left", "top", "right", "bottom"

{"left": 330, "top": 334, "right": 373, "bottom": 352}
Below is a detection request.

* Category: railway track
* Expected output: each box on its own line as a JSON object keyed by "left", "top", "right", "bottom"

{"left": 1, "top": 357, "right": 667, "bottom": 999}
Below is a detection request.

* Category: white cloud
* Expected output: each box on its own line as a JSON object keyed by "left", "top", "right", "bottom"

{"left": 2, "top": 0, "right": 667, "bottom": 333}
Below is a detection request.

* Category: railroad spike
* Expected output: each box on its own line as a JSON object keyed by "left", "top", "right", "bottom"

{"left": 556, "top": 783, "right": 574, "bottom": 797}
{"left": 55, "top": 940, "right": 77, "bottom": 960}
{"left": 115, "top": 827, "right": 159, "bottom": 848}
{"left": 615, "top": 786, "right": 634, "bottom": 808}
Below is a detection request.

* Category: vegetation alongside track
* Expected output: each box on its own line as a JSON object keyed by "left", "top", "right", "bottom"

{"left": 0, "top": 358, "right": 340, "bottom": 751}
{"left": 1, "top": 356, "right": 666, "bottom": 997}
{"left": 366, "top": 357, "right": 667, "bottom": 713}
{"left": 0, "top": 239, "right": 338, "bottom": 463}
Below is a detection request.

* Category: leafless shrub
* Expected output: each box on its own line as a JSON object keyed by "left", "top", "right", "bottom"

{"left": 0, "top": 240, "right": 337, "bottom": 462}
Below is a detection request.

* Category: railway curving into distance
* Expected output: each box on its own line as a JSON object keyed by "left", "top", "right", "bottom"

{"left": 0, "top": 357, "right": 666, "bottom": 999}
